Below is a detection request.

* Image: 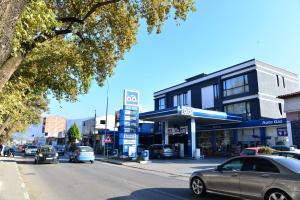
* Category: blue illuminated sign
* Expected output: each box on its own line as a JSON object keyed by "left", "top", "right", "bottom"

{"left": 124, "top": 89, "right": 139, "bottom": 106}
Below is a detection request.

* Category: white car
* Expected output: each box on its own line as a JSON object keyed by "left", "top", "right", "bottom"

{"left": 24, "top": 145, "right": 38, "bottom": 156}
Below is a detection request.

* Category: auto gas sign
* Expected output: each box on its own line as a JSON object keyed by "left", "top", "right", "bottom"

{"left": 124, "top": 89, "right": 139, "bottom": 107}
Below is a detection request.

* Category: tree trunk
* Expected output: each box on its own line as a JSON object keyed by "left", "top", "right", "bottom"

{"left": 0, "top": 0, "right": 28, "bottom": 90}
{"left": 0, "top": 53, "right": 24, "bottom": 91}
{"left": 0, "top": 0, "right": 28, "bottom": 66}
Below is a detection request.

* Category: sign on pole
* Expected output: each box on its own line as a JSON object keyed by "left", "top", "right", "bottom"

{"left": 104, "top": 135, "right": 113, "bottom": 143}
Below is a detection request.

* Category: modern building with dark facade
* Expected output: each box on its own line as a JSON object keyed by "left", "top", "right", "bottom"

{"left": 140, "top": 59, "right": 299, "bottom": 157}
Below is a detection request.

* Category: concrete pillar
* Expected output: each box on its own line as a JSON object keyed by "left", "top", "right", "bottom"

{"left": 164, "top": 121, "right": 169, "bottom": 144}
{"left": 260, "top": 127, "right": 266, "bottom": 145}
{"left": 233, "top": 129, "right": 238, "bottom": 145}
{"left": 287, "top": 121, "right": 293, "bottom": 146}
{"left": 188, "top": 118, "right": 196, "bottom": 157}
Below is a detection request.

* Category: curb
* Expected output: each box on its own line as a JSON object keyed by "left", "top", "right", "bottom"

{"left": 95, "top": 158, "right": 189, "bottom": 178}
{"left": 95, "top": 158, "right": 123, "bottom": 165}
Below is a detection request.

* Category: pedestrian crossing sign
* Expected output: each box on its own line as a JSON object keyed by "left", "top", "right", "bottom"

{"left": 104, "top": 135, "right": 113, "bottom": 143}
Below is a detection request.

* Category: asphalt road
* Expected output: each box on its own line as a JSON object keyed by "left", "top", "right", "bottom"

{"left": 15, "top": 155, "right": 235, "bottom": 200}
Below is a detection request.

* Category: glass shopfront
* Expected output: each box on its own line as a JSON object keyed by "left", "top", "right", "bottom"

{"left": 196, "top": 130, "right": 234, "bottom": 157}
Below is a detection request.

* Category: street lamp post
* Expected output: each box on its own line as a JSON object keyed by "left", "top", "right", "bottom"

{"left": 93, "top": 110, "right": 96, "bottom": 151}
{"left": 104, "top": 80, "right": 109, "bottom": 158}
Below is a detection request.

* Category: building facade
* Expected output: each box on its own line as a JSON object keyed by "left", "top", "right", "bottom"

{"left": 82, "top": 115, "right": 116, "bottom": 147}
{"left": 42, "top": 116, "right": 67, "bottom": 145}
{"left": 279, "top": 91, "right": 300, "bottom": 147}
{"left": 140, "top": 59, "right": 299, "bottom": 157}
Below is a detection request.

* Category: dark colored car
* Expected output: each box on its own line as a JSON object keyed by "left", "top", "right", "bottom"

{"left": 34, "top": 145, "right": 59, "bottom": 164}
{"left": 3, "top": 146, "right": 15, "bottom": 157}
{"left": 190, "top": 155, "right": 300, "bottom": 200}
{"left": 149, "top": 144, "right": 176, "bottom": 159}
{"left": 271, "top": 145, "right": 292, "bottom": 151}
{"left": 54, "top": 145, "right": 65, "bottom": 156}
{"left": 272, "top": 151, "right": 300, "bottom": 160}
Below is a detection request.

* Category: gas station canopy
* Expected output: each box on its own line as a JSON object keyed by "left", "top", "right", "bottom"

{"left": 140, "top": 106, "right": 243, "bottom": 126}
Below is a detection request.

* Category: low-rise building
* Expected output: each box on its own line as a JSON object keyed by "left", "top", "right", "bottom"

{"left": 278, "top": 91, "right": 300, "bottom": 147}
{"left": 140, "top": 59, "right": 299, "bottom": 157}
{"left": 82, "top": 115, "right": 116, "bottom": 147}
{"left": 42, "top": 116, "right": 67, "bottom": 145}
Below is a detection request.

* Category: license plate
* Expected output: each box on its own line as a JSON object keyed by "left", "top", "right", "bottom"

{"left": 46, "top": 158, "right": 53, "bottom": 160}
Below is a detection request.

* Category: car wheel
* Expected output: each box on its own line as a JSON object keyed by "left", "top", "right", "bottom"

{"left": 34, "top": 159, "right": 37, "bottom": 164}
{"left": 266, "top": 190, "right": 291, "bottom": 200}
{"left": 191, "top": 177, "right": 206, "bottom": 197}
{"left": 157, "top": 154, "right": 161, "bottom": 159}
{"left": 90, "top": 160, "right": 94, "bottom": 164}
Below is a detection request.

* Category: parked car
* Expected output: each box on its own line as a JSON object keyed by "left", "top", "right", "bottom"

{"left": 24, "top": 145, "right": 38, "bottom": 156}
{"left": 54, "top": 145, "right": 65, "bottom": 156}
{"left": 239, "top": 147, "right": 260, "bottom": 156}
{"left": 272, "top": 151, "right": 300, "bottom": 160}
{"left": 149, "top": 144, "right": 176, "bottom": 159}
{"left": 69, "top": 146, "right": 95, "bottom": 163}
{"left": 271, "top": 145, "right": 292, "bottom": 151}
{"left": 34, "top": 145, "right": 59, "bottom": 164}
{"left": 3, "top": 146, "right": 15, "bottom": 157}
{"left": 190, "top": 155, "right": 300, "bottom": 200}
{"left": 137, "top": 144, "right": 147, "bottom": 156}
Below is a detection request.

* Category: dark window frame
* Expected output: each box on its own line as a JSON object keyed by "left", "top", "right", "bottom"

{"left": 223, "top": 75, "right": 249, "bottom": 97}
{"left": 224, "top": 101, "right": 251, "bottom": 120}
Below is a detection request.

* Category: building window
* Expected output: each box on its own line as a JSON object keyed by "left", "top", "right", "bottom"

{"left": 174, "top": 92, "right": 188, "bottom": 107}
{"left": 278, "top": 103, "right": 283, "bottom": 115}
{"left": 276, "top": 75, "right": 280, "bottom": 87}
{"left": 282, "top": 76, "right": 285, "bottom": 88}
{"left": 213, "top": 84, "right": 219, "bottom": 99}
{"left": 224, "top": 101, "right": 251, "bottom": 120}
{"left": 100, "top": 120, "right": 106, "bottom": 124}
{"left": 158, "top": 98, "right": 166, "bottom": 110}
{"left": 223, "top": 75, "right": 249, "bottom": 97}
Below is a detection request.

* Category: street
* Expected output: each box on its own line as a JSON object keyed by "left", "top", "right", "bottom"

{"left": 14, "top": 155, "right": 234, "bottom": 200}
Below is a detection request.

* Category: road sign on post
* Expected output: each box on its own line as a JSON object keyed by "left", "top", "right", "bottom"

{"left": 104, "top": 135, "right": 113, "bottom": 143}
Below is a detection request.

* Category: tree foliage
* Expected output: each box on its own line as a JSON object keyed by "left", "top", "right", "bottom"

{"left": 0, "top": 0, "right": 195, "bottom": 139}
{"left": 68, "top": 123, "right": 81, "bottom": 142}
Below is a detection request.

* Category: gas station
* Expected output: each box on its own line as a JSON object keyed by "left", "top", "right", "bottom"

{"left": 140, "top": 106, "right": 243, "bottom": 157}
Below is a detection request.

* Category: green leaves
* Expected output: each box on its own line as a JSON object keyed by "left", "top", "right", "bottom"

{"left": 1, "top": 0, "right": 195, "bottom": 137}
{"left": 68, "top": 123, "right": 81, "bottom": 142}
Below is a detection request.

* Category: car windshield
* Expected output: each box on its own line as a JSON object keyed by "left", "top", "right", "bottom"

{"left": 27, "top": 146, "right": 37, "bottom": 149}
{"left": 79, "top": 146, "right": 93, "bottom": 152}
{"left": 275, "top": 157, "right": 300, "bottom": 173}
{"left": 241, "top": 149, "right": 256, "bottom": 155}
{"left": 40, "top": 147, "right": 55, "bottom": 153}
{"left": 163, "top": 145, "right": 172, "bottom": 149}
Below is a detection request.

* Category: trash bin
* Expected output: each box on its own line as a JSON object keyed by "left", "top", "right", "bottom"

{"left": 141, "top": 150, "right": 149, "bottom": 161}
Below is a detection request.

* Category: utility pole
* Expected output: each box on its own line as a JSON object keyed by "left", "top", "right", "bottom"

{"left": 93, "top": 109, "right": 96, "bottom": 151}
{"left": 104, "top": 80, "right": 109, "bottom": 158}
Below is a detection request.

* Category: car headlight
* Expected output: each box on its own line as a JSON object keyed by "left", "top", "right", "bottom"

{"left": 38, "top": 153, "right": 43, "bottom": 157}
{"left": 55, "top": 153, "right": 58, "bottom": 157}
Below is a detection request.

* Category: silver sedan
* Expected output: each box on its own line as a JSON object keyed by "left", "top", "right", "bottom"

{"left": 190, "top": 155, "right": 300, "bottom": 200}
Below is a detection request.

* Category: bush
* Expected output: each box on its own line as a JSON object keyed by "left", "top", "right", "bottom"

{"left": 258, "top": 146, "right": 274, "bottom": 154}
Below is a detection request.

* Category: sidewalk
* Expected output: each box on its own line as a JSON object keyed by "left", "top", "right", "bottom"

{"left": 0, "top": 157, "right": 29, "bottom": 200}
{"left": 95, "top": 155, "right": 225, "bottom": 178}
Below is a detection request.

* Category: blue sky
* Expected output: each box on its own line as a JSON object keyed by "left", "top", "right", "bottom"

{"left": 47, "top": 0, "right": 300, "bottom": 120}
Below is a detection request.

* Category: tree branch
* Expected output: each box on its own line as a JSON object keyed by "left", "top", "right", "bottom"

{"left": 57, "top": 0, "right": 122, "bottom": 25}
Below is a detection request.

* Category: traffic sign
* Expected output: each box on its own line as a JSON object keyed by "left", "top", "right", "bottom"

{"left": 104, "top": 135, "right": 113, "bottom": 143}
